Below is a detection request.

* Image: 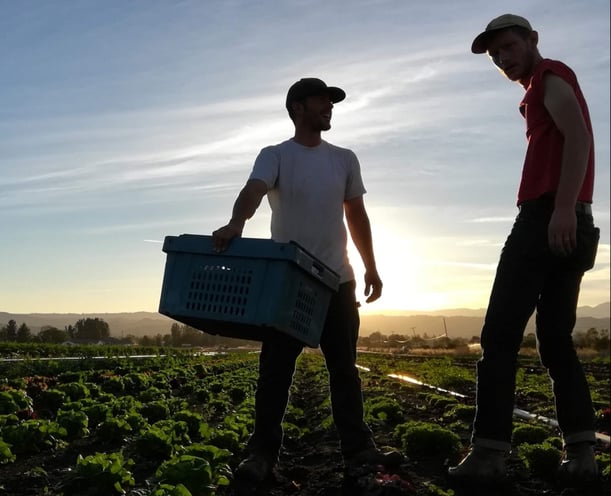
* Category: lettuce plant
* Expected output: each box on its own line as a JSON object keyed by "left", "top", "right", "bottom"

{"left": 518, "top": 442, "right": 562, "bottom": 477}
{"left": 0, "top": 439, "right": 15, "bottom": 464}
{"left": 56, "top": 409, "right": 89, "bottom": 440}
{"left": 134, "top": 426, "right": 175, "bottom": 460}
{"left": 65, "top": 451, "right": 135, "bottom": 495}
{"left": 155, "top": 454, "right": 230, "bottom": 495}
{"left": 1, "top": 419, "right": 67, "bottom": 454}
{"left": 395, "top": 421, "right": 460, "bottom": 463}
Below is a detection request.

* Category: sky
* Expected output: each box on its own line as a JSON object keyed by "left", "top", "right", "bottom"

{"left": 1, "top": 0, "right": 609, "bottom": 316}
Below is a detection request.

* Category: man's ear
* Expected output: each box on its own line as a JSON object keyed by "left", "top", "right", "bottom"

{"left": 529, "top": 30, "right": 539, "bottom": 47}
{"left": 291, "top": 100, "right": 304, "bottom": 116}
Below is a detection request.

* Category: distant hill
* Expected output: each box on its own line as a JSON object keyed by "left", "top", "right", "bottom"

{"left": 359, "top": 301, "right": 610, "bottom": 339}
{"left": 1, "top": 301, "right": 608, "bottom": 340}
{"left": 361, "top": 301, "right": 610, "bottom": 319}
{"left": 359, "top": 314, "right": 610, "bottom": 340}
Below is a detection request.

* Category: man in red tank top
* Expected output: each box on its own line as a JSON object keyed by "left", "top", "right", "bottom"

{"left": 448, "top": 14, "right": 600, "bottom": 487}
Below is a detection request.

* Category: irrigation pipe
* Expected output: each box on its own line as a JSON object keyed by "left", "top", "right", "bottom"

{"left": 388, "top": 373, "right": 468, "bottom": 399}
{"left": 513, "top": 407, "right": 610, "bottom": 445}
{"left": 0, "top": 352, "right": 223, "bottom": 362}
{"left": 362, "top": 370, "right": 610, "bottom": 446}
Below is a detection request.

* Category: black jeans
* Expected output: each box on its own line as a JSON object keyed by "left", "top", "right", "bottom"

{"left": 246, "top": 280, "right": 375, "bottom": 461}
{"left": 472, "top": 196, "right": 599, "bottom": 451}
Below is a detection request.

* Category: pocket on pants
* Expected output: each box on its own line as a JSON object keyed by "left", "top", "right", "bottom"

{"left": 565, "top": 225, "right": 600, "bottom": 272}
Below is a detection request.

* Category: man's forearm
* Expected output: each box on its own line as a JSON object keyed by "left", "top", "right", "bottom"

{"left": 348, "top": 216, "right": 377, "bottom": 272}
{"left": 228, "top": 179, "right": 268, "bottom": 230}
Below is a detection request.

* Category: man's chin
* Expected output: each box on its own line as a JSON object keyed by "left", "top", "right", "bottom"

{"left": 502, "top": 69, "right": 523, "bottom": 82}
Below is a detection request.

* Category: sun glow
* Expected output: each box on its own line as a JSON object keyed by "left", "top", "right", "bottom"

{"left": 347, "top": 222, "right": 445, "bottom": 314}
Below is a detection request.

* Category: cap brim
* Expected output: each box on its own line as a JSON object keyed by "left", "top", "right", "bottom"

{"left": 471, "top": 31, "right": 491, "bottom": 54}
{"left": 327, "top": 86, "right": 346, "bottom": 103}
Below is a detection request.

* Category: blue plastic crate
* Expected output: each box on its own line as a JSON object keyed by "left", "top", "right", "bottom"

{"left": 158, "top": 234, "right": 340, "bottom": 347}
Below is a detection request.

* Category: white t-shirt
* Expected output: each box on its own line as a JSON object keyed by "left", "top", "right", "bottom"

{"left": 249, "top": 138, "right": 366, "bottom": 283}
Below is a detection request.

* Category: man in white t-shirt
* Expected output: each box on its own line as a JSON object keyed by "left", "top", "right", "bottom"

{"left": 212, "top": 78, "right": 402, "bottom": 482}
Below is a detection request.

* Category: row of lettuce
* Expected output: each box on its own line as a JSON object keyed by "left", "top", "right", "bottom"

{"left": 0, "top": 349, "right": 260, "bottom": 495}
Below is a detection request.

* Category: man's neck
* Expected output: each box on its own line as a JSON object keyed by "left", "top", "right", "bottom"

{"left": 519, "top": 54, "right": 544, "bottom": 89}
{"left": 293, "top": 128, "right": 322, "bottom": 147}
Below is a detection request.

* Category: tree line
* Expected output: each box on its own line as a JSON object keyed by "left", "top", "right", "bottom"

{"left": 1, "top": 317, "right": 608, "bottom": 351}
{"left": 0, "top": 317, "right": 252, "bottom": 348}
{"left": 358, "top": 328, "right": 610, "bottom": 352}
{"left": 0, "top": 318, "right": 111, "bottom": 343}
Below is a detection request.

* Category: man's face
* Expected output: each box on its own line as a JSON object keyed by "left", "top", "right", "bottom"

{"left": 299, "top": 93, "right": 334, "bottom": 131}
{"left": 486, "top": 29, "right": 538, "bottom": 83}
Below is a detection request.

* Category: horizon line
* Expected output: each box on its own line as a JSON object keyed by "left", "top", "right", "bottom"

{"left": 1, "top": 300, "right": 609, "bottom": 317}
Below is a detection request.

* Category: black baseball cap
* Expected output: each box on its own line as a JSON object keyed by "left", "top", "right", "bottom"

{"left": 285, "top": 78, "right": 346, "bottom": 110}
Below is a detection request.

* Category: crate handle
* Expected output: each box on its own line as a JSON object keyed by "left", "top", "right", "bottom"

{"left": 311, "top": 261, "right": 326, "bottom": 279}
{"left": 289, "top": 240, "right": 338, "bottom": 278}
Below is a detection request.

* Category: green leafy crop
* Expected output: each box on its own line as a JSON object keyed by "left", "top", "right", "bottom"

{"left": 65, "top": 451, "right": 135, "bottom": 495}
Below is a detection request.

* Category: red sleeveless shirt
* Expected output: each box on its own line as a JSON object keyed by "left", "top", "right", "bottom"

{"left": 517, "top": 59, "right": 594, "bottom": 204}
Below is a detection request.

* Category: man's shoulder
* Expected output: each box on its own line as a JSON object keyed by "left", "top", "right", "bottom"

{"left": 323, "top": 140, "right": 357, "bottom": 158}
{"left": 323, "top": 139, "right": 350, "bottom": 152}
{"left": 260, "top": 139, "right": 293, "bottom": 153}
{"left": 538, "top": 59, "right": 577, "bottom": 80}
{"left": 541, "top": 58, "right": 568, "bottom": 67}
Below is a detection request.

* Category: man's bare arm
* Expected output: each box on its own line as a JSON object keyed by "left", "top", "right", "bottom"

{"left": 543, "top": 73, "right": 592, "bottom": 256}
{"left": 344, "top": 195, "right": 382, "bottom": 303}
{"left": 212, "top": 179, "right": 268, "bottom": 252}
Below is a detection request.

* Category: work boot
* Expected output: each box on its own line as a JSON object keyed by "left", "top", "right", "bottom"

{"left": 447, "top": 445, "right": 507, "bottom": 485}
{"left": 558, "top": 442, "right": 598, "bottom": 483}
{"left": 234, "top": 453, "right": 275, "bottom": 482}
{"left": 344, "top": 446, "right": 404, "bottom": 475}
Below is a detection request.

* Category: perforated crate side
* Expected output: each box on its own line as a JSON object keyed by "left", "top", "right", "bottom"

{"left": 160, "top": 252, "right": 268, "bottom": 325}
{"left": 255, "top": 259, "right": 332, "bottom": 346}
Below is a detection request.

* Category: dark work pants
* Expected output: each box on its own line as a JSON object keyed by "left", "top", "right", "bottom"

{"left": 246, "top": 280, "right": 375, "bottom": 461}
{"left": 472, "top": 196, "right": 598, "bottom": 451}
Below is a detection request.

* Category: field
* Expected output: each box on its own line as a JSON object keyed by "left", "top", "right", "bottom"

{"left": 0, "top": 344, "right": 609, "bottom": 496}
